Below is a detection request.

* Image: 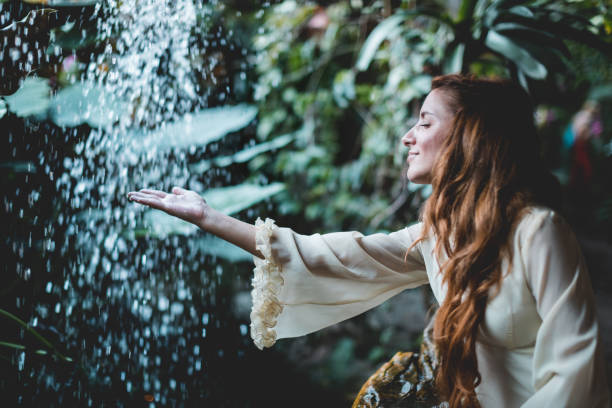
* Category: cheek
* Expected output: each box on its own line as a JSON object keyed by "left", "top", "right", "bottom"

{"left": 420, "top": 137, "right": 438, "bottom": 157}
{"left": 426, "top": 129, "right": 447, "bottom": 157}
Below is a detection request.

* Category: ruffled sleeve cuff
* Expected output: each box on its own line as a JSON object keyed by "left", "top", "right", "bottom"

{"left": 250, "top": 217, "right": 284, "bottom": 350}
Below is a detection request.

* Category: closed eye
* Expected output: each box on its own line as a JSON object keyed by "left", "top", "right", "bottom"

{"left": 418, "top": 123, "right": 430, "bottom": 128}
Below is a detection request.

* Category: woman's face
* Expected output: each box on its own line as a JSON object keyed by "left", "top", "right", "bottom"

{"left": 401, "top": 89, "right": 455, "bottom": 184}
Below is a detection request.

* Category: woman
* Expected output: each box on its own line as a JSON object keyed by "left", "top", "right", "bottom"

{"left": 128, "top": 75, "right": 610, "bottom": 407}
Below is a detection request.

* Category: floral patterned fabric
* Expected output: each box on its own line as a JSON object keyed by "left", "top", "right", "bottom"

{"left": 352, "top": 323, "right": 447, "bottom": 408}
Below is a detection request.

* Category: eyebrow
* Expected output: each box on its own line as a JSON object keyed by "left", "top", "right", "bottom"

{"left": 420, "top": 110, "right": 436, "bottom": 118}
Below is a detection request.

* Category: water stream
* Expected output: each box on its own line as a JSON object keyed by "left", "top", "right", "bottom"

{"left": 0, "top": 1, "right": 306, "bottom": 405}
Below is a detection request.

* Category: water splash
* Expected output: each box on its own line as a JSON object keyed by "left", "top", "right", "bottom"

{"left": 92, "top": 0, "right": 201, "bottom": 130}
{"left": 0, "top": 0, "right": 265, "bottom": 404}
{"left": 0, "top": 0, "right": 305, "bottom": 403}
{"left": 56, "top": 0, "right": 220, "bottom": 402}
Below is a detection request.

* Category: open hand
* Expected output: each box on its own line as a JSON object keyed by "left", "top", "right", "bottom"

{"left": 127, "top": 187, "right": 209, "bottom": 227}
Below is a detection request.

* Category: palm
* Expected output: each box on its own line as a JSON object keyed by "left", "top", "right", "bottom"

{"left": 127, "top": 187, "right": 208, "bottom": 225}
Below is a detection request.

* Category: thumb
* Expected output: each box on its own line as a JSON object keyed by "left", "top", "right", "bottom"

{"left": 172, "top": 186, "right": 189, "bottom": 195}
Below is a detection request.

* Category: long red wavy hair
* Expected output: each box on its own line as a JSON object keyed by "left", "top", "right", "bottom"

{"left": 412, "top": 75, "right": 559, "bottom": 407}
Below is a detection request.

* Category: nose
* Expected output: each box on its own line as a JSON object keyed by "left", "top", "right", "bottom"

{"left": 401, "top": 126, "right": 415, "bottom": 147}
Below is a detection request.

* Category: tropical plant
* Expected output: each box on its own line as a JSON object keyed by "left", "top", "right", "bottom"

{"left": 250, "top": 0, "right": 612, "bottom": 235}
{"left": 251, "top": 2, "right": 432, "bottom": 233}
{"left": 365, "top": 0, "right": 612, "bottom": 86}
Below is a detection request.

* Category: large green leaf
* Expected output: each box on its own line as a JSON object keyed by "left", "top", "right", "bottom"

{"left": 204, "top": 182, "right": 285, "bottom": 215}
{"left": 504, "top": 12, "right": 612, "bottom": 54}
{"left": 506, "top": 36, "right": 566, "bottom": 72}
{"left": 190, "top": 133, "right": 294, "bottom": 174}
{"left": 193, "top": 235, "right": 251, "bottom": 262}
{"left": 507, "top": 5, "right": 534, "bottom": 19}
{"left": 356, "top": 14, "right": 404, "bottom": 71}
{"left": 142, "top": 211, "right": 199, "bottom": 238}
{"left": 51, "top": 88, "right": 256, "bottom": 139}
{"left": 4, "top": 77, "right": 51, "bottom": 117}
{"left": 443, "top": 43, "right": 465, "bottom": 74}
{"left": 492, "top": 22, "right": 570, "bottom": 57}
{"left": 485, "top": 29, "right": 547, "bottom": 79}
{"left": 483, "top": 2, "right": 534, "bottom": 32}
{"left": 49, "top": 82, "right": 127, "bottom": 129}
{"left": 356, "top": 6, "right": 455, "bottom": 72}
{"left": 517, "top": 69, "right": 529, "bottom": 91}
{"left": 457, "top": 0, "right": 479, "bottom": 22}
{"left": 129, "top": 104, "right": 258, "bottom": 152}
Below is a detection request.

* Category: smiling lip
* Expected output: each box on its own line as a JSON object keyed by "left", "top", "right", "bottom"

{"left": 408, "top": 152, "right": 418, "bottom": 161}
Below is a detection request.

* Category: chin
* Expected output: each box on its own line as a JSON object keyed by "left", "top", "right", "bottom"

{"left": 409, "top": 179, "right": 429, "bottom": 185}
{"left": 407, "top": 170, "right": 431, "bottom": 185}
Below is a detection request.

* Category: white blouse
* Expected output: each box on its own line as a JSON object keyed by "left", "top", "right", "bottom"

{"left": 249, "top": 207, "right": 610, "bottom": 407}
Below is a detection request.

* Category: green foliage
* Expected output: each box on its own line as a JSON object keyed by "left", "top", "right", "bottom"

{"left": 251, "top": 0, "right": 612, "bottom": 234}
{"left": 373, "top": 0, "right": 612, "bottom": 85}
{"left": 193, "top": 235, "right": 251, "bottom": 262}
{"left": 327, "top": 337, "right": 356, "bottom": 382}
{"left": 484, "top": 29, "right": 548, "bottom": 79}
{"left": 4, "top": 76, "right": 51, "bottom": 117}
{"left": 48, "top": 18, "right": 99, "bottom": 53}
{"left": 49, "top": 83, "right": 127, "bottom": 129}
{"left": 204, "top": 182, "right": 285, "bottom": 215}
{"left": 253, "top": 2, "right": 436, "bottom": 233}
{"left": 6, "top": 78, "right": 261, "bottom": 157}
{"left": 142, "top": 211, "right": 199, "bottom": 238}
{"left": 129, "top": 104, "right": 258, "bottom": 152}
{"left": 355, "top": 14, "right": 404, "bottom": 71}
{"left": 0, "top": 308, "right": 72, "bottom": 363}
{"left": 190, "top": 133, "right": 294, "bottom": 173}
{"left": 473, "top": 0, "right": 611, "bottom": 86}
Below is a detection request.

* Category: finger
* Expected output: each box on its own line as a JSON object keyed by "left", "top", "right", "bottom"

{"left": 128, "top": 191, "right": 164, "bottom": 201}
{"left": 127, "top": 192, "right": 150, "bottom": 202}
{"left": 128, "top": 193, "right": 165, "bottom": 210}
{"left": 127, "top": 191, "right": 153, "bottom": 200}
{"left": 139, "top": 189, "right": 168, "bottom": 198}
{"left": 172, "top": 186, "right": 189, "bottom": 195}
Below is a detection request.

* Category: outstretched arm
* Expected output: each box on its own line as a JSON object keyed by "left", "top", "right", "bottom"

{"left": 127, "top": 187, "right": 263, "bottom": 258}
{"left": 129, "top": 187, "right": 430, "bottom": 350}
